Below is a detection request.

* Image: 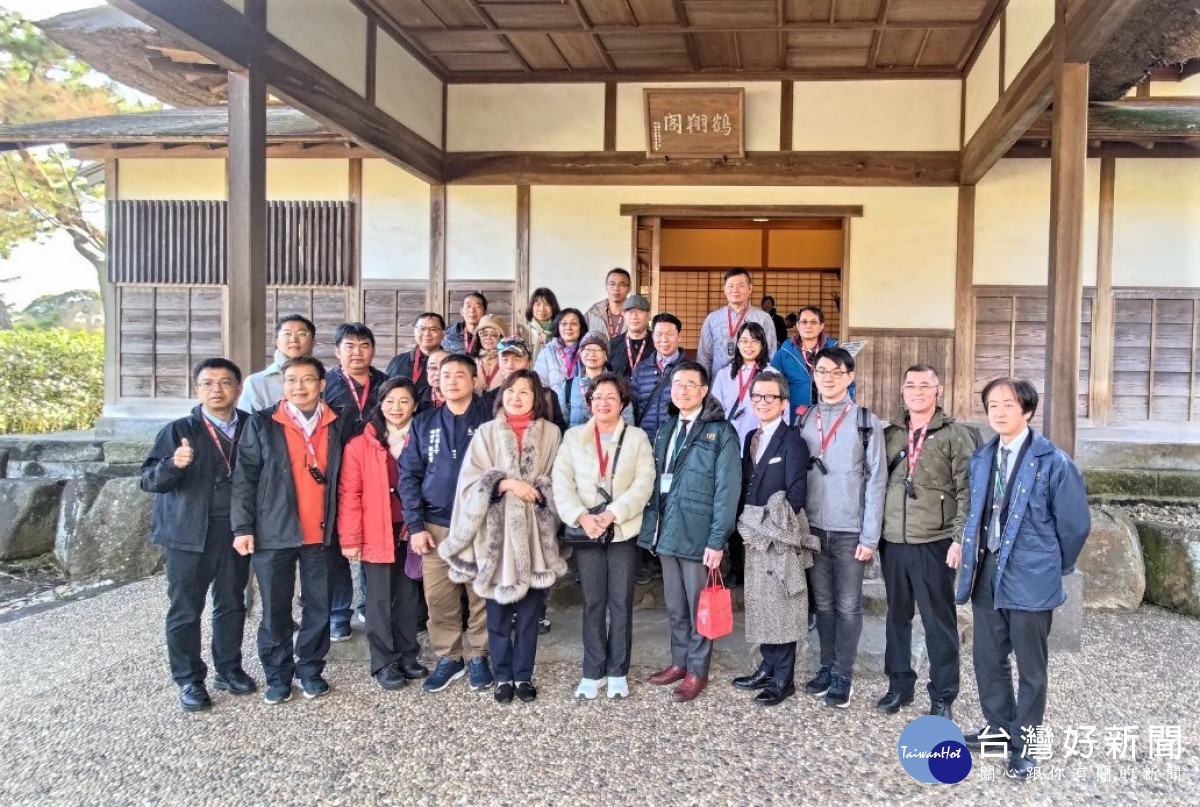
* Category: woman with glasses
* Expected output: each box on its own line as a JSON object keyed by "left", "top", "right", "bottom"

{"left": 770, "top": 304, "right": 853, "bottom": 416}
{"left": 473, "top": 314, "right": 509, "bottom": 393}
{"left": 523, "top": 287, "right": 560, "bottom": 363}
{"left": 534, "top": 307, "right": 586, "bottom": 392}
{"left": 440, "top": 370, "right": 566, "bottom": 704}
{"left": 552, "top": 372, "right": 656, "bottom": 700}
{"left": 558, "top": 332, "right": 634, "bottom": 429}
{"left": 712, "top": 321, "right": 771, "bottom": 451}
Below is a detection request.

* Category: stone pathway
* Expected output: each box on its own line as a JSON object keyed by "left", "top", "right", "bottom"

{"left": 1, "top": 577, "right": 1198, "bottom": 805}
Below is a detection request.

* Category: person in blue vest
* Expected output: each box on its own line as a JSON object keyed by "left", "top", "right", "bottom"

{"left": 954, "top": 377, "right": 1090, "bottom": 781}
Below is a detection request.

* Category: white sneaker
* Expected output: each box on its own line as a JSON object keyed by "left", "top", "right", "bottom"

{"left": 574, "top": 677, "right": 605, "bottom": 700}
{"left": 607, "top": 676, "right": 629, "bottom": 699}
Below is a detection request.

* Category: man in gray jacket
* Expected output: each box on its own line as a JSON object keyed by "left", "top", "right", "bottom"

{"left": 797, "top": 346, "right": 886, "bottom": 708}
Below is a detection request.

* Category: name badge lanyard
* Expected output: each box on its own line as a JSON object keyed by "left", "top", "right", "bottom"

{"left": 595, "top": 427, "right": 612, "bottom": 480}
{"left": 626, "top": 337, "right": 647, "bottom": 373}
{"left": 200, "top": 419, "right": 235, "bottom": 481}
{"left": 562, "top": 345, "right": 580, "bottom": 379}
{"left": 726, "top": 305, "right": 749, "bottom": 356}
{"left": 815, "top": 402, "right": 854, "bottom": 459}
{"left": 464, "top": 329, "right": 477, "bottom": 355}
{"left": 729, "top": 366, "right": 755, "bottom": 420}
{"left": 411, "top": 350, "right": 423, "bottom": 384}
{"left": 284, "top": 406, "right": 324, "bottom": 475}
{"left": 481, "top": 358, "right": 501, "bottom": 389}
{"left": 606, "top": 310, "right": 623, "bottom": 339}
{"left": 351, "top": 375, "right": 371, "bottom": 415}
{"left": 905, "top": 425, "right": 929, "bottom": 497}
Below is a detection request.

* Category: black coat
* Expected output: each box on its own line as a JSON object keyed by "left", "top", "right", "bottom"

{"left": 322, "top": 366, "right": 390, "bottom": 434}
{"left": 384, "top": 348, "right": 434, "bottom": 400}
{"left": 399, "top": 396, "right": 494, "bottom": 533}
{"left": 739, "top": 422, "right": 809, "bottom": 514}
{"left": 141, "top": 405, "right": 248, "bottom": 551}
{"left": 230, "top": 403, "right": 354, "bottom": 549}
{"left": 607, "top": 333, "right": 653, "bottom": 379}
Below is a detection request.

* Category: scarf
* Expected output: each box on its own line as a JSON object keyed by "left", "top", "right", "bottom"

{"left": 386, "top": 422, "right": 411, "bottom": 460}
{"left": 506, "top": 411, "right": 533, "bottom": 453}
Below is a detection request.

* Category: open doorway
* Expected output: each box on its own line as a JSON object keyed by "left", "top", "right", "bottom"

{"left": 629, "top": 211, "right": 849, "bottom": 353}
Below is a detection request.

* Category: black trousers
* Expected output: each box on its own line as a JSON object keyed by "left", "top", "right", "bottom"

{"left": 881, "top": 538, "right": 960, "bottom": 704}
{"left": 971, "top": 550, "right": 1053, "bottom": 753}
{"left": 575, "top": 540, "right": 638, "bottom": 679}
{"left": 760, "top": 642, "right": 797, "bottom": 687}
{"left": 485, "top": 589, "right": 545, "bottom": 683}
{"left": 361, "top": 559, "right": 421, "bottom": 675}
{"left": 163, "top": 518, "right": 251, "bottom": 686}
{"left": 252, "top": 544, "right": 330, "bottom": 687}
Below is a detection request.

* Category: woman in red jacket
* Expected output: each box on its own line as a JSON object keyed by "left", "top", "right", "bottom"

{"left": 338, "top": 377, "right": 429, "bottom": 690}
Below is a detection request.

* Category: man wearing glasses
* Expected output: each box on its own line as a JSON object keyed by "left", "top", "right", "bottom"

{"left": 585, "top": 268, "right": 633, "bottom": 339}
{"left": 876, "top": 364, "right": 978, "bottom": 722}
{"left": 697, "top": 268, "right": 778, "bottom": 380}
{"left": 237, "top": 314, "right": 316, "bottom": 412}
{"left": 231, "top": 356, "right": 354, "bottom": 705}
{"left": 796, "top": 346, "right": 886, "bottom": 709}
{"left": 386, "top": 313, "right": 446, "bottom": 403}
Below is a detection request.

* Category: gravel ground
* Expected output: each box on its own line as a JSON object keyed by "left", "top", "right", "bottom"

{"left": 1119, "top": 502, "right": 1200, "bottom": 528}
{"left": 1, "top": 577, "right": 1198, "bottom": 806}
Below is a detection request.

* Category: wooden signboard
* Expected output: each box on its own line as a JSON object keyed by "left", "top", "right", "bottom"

{"left": 644, "top": 88, "right": 745, "bottom": 159}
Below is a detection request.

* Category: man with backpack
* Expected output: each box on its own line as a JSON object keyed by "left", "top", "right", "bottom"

{"left": 795, "top": 346, "right": 886, "bottom": 709}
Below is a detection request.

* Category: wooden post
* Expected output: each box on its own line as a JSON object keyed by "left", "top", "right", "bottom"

{"left": 1089, "top": 158, "right": 1116, "bottom": 426}
{"left": 102, "top": 159, "right": 121, "bottom": 409}
{"left": 952, "top": 184, "right": 976, "bottom": 421}
{"left": 1044, "top": 2, "right": 1088, "bottom": 455}
{"left": 349, "top": 157, "right": 363, "bottom": 321}
{"left": 429, "top": 185, "right": 446, "bottom": 312}
{"left": 516, "top": 185, "right": 531, "bottom": 324}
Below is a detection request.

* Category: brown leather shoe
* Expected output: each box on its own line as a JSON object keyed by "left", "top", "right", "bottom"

{"left": 648, "top": 665, "right": 686, "bottom": 686}
{"left": 672, "top": 673, "right": 708, "bottom": 702}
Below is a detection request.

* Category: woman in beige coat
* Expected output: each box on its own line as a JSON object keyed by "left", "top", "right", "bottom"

{"left": 441, "top": 370, "right": 565, "bottom": 704}
{"left": 552, "top": 372, "right": 656, "bottom": 701}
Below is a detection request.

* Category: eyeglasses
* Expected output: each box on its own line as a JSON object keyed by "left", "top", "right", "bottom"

{"left": 478, "top": 328, "right": 502, "bottom": 338}
{"left": 590, "top": 394, "right": 622, "bottom": 405}
{"left": 750, "top": 393, "right": 781, "bottom": 404}
{"left": 902, "top": 384, "right": 939, "bottom": 393}
{"left": 671, "top": 380, "right": 704, "bottom": 391}
{"left": 284, "top": 376, "right": 322, "bottom": 386}
{"left": 415, "top": 326, "right": 444, "bottom": 334}
{"left": 279, "top": 330, "right": 311, "bottom": 340}
{"left": 737, "top": 337, "right": 762, "bottom": 345}
{"left": 813, "top": 368, "right": 847, "bottom": 379}
{"left": 197, "top": 379, "right": 237, "bottom": 390}
{"left": 606, "top": 281, "right": 631, "bottom": 289}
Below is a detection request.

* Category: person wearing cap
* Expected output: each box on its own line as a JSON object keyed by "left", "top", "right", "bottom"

{"left": 608, "top": 294, "right": 654, "bottom": 379}
{"left": 474, "top": 314, "right": 509, "bottom": 393}
{"left": 559, "top": 332, "right": 634, "bottom": 429}
{"left": 490, "top": 337, "right": 567, "bottom": 433}
{"left": 586, "top": 268, "right": 632, "bottom": 339}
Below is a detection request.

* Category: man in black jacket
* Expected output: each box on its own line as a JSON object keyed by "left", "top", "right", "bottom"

{"left": 141, "top": 358, "right": 255, "bottom": 712}
{"left": 400, "top": 354, "right": 495, "bottom": 693}
{"left": 384, "top": 312, "right": 445, "bottom": 401}
{"left": 232, "top": 356, "right": 354, "bottom": 705}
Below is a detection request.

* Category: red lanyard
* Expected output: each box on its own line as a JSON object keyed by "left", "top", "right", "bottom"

{"left": 284, "top": 405, "right": 323, "bottom": 469}
{"left": 594, "top": 427, "right": 611, "bottom": 479}
{"left": 606, "top": 310, "right": 622, "bottom": 339}
{"left": 815, "top": 402, "right": 853, "bottom": 458}
{"left": 201, "top": 418, "right": 234, "bottom": 478}
{"left": 735, "top": 366, "right": 755, "bottom": 403}
{"left": 726, "top": 305, "right": 750, "bottom": 338}
{"left": 464, "top": 329, "right": 477, "bottom": 354}
{"left": 411, "top": 350, "right": 423, "bottom": 384}
{"left": 481, "top": 359, "right": 500, "bottom": 388}
{"left": 349, "top": 374, "right": 371, "bottom": 414}
{"left": 562, "top": 345, "right": 580, "bottom": 379}
{"left": 626, "top": 336, "right": 646, "bottom": 372}
{"left": 907, "top": 424, "right": 929, "bottom": 480}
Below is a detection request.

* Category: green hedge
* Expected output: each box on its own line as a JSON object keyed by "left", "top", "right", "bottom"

{"left": 0, "top": 328, "right": 103, "bottom": 434}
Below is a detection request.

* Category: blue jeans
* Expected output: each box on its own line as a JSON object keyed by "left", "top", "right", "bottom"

{"left": 326, "top": 544, "right": 354, "bottom": 626}
{"left": 807, "top": 529, "right": 867, "bottom": 678}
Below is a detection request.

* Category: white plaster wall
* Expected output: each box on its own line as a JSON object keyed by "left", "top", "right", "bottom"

{"left": 446, "top": 186, "right": 517, "bottom": 280}
{"left": 266, "top": 159, "right": 349, "bottom": 199}
{"left": 447, "top": 84, "right": 605, "bottom": 152}
{"left": 790, "top": 81, "right": 960, "bottom": 151}
{"left": 529, "top": 186, "right": 958, "bottom": 329}
{"left": 616, "top": 82, "right": 781, "bottom": 152}
{"left": 974, "top": 159, "right": 1101, "bottom": 286}
{"left": 376, "top": 32, "right": 443, "bottom": 147}
{"left": 119, "top": 159, "right": 227, "bottom": 200}
{"left": 362, "top": 159, "right": 430, "bottom": 281}
{"left": 267, "top": 0, "right": 367, "bottom": 96}
{"left": 1150, "top": 73, "right": 1200, "bottom": 98}
{"left": 1004, "top": 0, "right": 1054, "bottom": 90}
{"left": 1112, "top": 160, "right": 1200, "bottom": 287}
{"left": 965, "top": 26, "right": 1001, "bottom": 142}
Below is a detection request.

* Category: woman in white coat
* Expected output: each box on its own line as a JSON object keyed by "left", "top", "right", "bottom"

{"left": 552, "top": 372, "right": 656, "bottom": 701}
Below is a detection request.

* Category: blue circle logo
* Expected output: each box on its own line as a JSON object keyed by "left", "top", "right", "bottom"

{"left": 897, "top": 716, "right": 972, "bottom": 784}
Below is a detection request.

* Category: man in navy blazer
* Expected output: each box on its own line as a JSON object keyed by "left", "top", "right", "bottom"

{"left": 952, "top": 377, "right": 1090, "bottom": 781}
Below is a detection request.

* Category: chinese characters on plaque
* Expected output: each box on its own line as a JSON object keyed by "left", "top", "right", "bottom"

{"left": 644, "top": 88, "right": 745, "bottom": 159}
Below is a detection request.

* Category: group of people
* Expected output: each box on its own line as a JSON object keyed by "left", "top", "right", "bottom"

{"left": 142, "top": 266, "right": 1091, "bottom": 782}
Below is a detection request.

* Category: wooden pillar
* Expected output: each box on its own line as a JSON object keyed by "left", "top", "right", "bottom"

{"left": 225, "top": 0, "right": 266, "bottom": 375}
{"left": 1044, "top": 7, "right": 1088, "bottom": 455}
{"left": 1089, "top": 158, "right": 1116, "bottom": 426}
{"left": 349, "top": 157, "right": 364, "bottom": 322}
{"left": 429, "top": 185, "right": 446, "bottom": 312}
{"left": 516, "top": 185, "right": 531, "bottom": 321}
{"left": 102, "top": 158, "right": 121, "bottom": 408}
{"left": 952, "top": 184, "right": 976, "bottom": 421}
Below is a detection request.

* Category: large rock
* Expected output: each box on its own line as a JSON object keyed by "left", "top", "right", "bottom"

{"left": 955, "top": 572, "right": 1085, "bottom": 653}
{"left": 0, "top": 479, "right": 66, "bottom": 560}
{"left": 1076, "top": 506, "right": 1145, "bottom": 611}
{"left": 55, "top": 471, "right": 126, "bottom": 572}
{"left": 64, "top": 477, "right": 160, "bottom": 581}
{"left": 1138, "top": 521, "right": 1200, "bottom": 618}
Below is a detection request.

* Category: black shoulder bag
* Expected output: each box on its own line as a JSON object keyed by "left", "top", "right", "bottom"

{"left": 560, "top": 426, "right": 628, "bottom": 545}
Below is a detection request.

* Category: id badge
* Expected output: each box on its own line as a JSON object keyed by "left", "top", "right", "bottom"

{"left": 726, "top": 341, "right": 735, "bottom": 358}
{"left": 660, "top": 472, "right": 673, "bottom": 495}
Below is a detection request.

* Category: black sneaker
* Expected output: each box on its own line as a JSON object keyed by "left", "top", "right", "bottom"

{"left": 930, "top": 700, "right": 953, "bottom": 721}
{"left": 263, "top": 684, "right": 293, "bottom": 705}
{"left": 329, "top": 622, "right": 352, "bottom": 642}
{"left": 804, "top": 666, "right": 832, "bottom": 697}
{"left": 301, "top": 676, "right": 330, "bottom": 699}
{"left": 875, "top": 690, "right": 914, "bottom": 714}
{"left": 824, "top": 674, "right": 853, "bottom": 708}
{"left": 494, "top": 682, "right": 515, "bottom": 704}
{"left": 516, "top": 681, "right": 538, "bottom": 702}
{"left": 375, "top": 663, "right": 409, "bottom": 691}
{"left": 213, "top": 668, "right": 257, "bottom": 696}
{"left": 179, "top": 682, "right": 211, "bottom": 712}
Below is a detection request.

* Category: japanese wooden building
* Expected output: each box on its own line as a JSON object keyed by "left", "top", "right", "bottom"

{"left": 3, "top": 0, "right": 1200, "bottom": 452}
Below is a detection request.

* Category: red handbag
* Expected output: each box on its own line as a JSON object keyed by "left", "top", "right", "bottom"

{"left": 696, "top": 568, "right": 733, "bottom": 640}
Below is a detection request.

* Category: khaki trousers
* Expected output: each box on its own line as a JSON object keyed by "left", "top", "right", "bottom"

{"left": 422, "top": 524, "right": 489, "bottom": 662}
